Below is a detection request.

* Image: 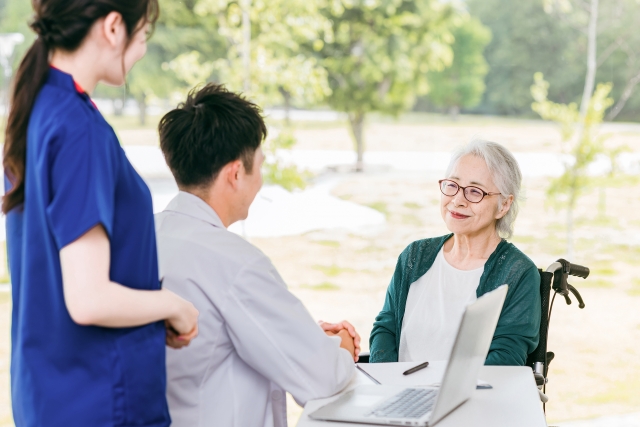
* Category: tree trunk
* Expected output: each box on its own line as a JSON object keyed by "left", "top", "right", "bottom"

{"left": 279, "top": 87, "right": 292, "bottom": 127}
{"left": 448, "top": 105, "right": 460, "bottom": 121}
{"left": 242, "top": 0, "right": 251, "bottom": 93}
{"left": 597, "top": 186, "right": 606, "bottom": 218}
{"left": 112, "top": 98, "right": 124, "bottom": 117}
{"left": 137, "top": 94, "right": 147, "bottom": 126}
{"left": 348, "top": 112, "right": 365, "bottom": 172}
{"left": 579, "top": 0, "right": 599, "bottom": 120}
{"left": 606, "top": 68, "right": 640, "bottom": 121}
{"left": 566, "top": 205, "right": 574, "bottom": 260}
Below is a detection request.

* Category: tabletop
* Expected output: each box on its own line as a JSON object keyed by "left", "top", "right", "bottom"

{"left": 297, "top": 361, "right": 547, "bottom": 427}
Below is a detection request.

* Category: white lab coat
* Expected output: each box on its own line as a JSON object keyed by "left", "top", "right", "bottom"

{"left": 155, "top": 192, "right": 355, "bottom": 427}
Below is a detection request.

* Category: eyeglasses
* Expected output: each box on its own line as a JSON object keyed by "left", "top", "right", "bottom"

{"left": 439, "top": 179, "right": 501, "bottom": 203}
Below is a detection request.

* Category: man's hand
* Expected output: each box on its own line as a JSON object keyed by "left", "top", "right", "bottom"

{"left": 335, "top": 329, "right": 356, "bottom": 360}
{"left": 319, "top": 320, "right": 361, "bottom": 362}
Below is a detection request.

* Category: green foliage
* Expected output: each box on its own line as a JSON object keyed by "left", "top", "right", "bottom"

{"left": 313, "top": 240, "right": 341, "bottom": 248}
{"left": 309, "top": 0, "right": 457, "bottom": 165}
{"left": 314, "top": 0, "right": 455, "bottom": 116}
{"left": 262, "top": 130, "right": 310, "bottom": 191}
{"left": 530, "top": 72, "right": 629, "bottom": 256}
{"left": 403, "top": 202, "right": 421, "bottom": 209}
{"left": 0, "top": 0, "right": 34, "bottom": 76}
{"left": 468, "top": 0, "right": 640, "bottom": 119}
{"left": 312, "top": 264, "right": 355, "bottom": 276}
{"left": 301, "top": 282, "right": 341, "bottom": 291}
{"left": 426, "top": 16, "right": 491, "bottom": 113}
{"left": 531, "top": 73, "right": 615, "bottom": 211}
{"left": 531, "top": 72, "right": 580, "bottom": 141}
{"left": 365, "top": 201, "right": 388, "bottom": 215}
{"left": 95, "top": 0, "right": 226, "bottom": 123}
{"left": 169, "top": 0, "right": 330, "bottom": 109}
{"left": 467, "top": 0, "right": 585, "bottom": 115}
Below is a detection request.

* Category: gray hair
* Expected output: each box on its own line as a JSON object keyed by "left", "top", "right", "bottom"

{"left": 444, "top": 139, "right": 522, "bottom": 239}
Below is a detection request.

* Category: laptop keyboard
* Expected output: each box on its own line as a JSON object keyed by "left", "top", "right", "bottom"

{"left": 367, "top": 388, "right": 437, "bottom": 419}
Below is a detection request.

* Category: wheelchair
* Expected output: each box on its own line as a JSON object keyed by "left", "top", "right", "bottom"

{"left": 528, "top": 259, "right": 588, "bottom": 409}
{"left": 357, "top": 258, "right": 589, "bottom": 412}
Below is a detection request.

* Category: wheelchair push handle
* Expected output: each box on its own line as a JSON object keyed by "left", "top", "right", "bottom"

{"left": 546, "top": 258, "right": 588, "bottom": 309}
{"left": 546, "top": 258, "right": 590, "bottom": 279}
{"left": 567, "top": 262, "right": 589, "bottom": 279}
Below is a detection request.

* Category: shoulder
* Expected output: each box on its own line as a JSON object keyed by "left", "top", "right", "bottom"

{"left": 34, "top": 85, "right": 95, "bottom": 127}
{"left": 155, "top": 211, "right": 268, "bottom": 275}
{"left": 398, "top": 234, "right": 451, "bottom": 266}
{"left": 488, "top": 241, "right": 540, "bottom": 290}
{"left": 496, "top": 241, "right": 538, "bottom": 274}
{"left": 33, "top": 86, "right": 115, "bottom": 150}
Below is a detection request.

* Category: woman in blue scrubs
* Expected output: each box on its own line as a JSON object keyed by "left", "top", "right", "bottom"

{"left": 2, "top": 1, "right": 198, "bottom": 426}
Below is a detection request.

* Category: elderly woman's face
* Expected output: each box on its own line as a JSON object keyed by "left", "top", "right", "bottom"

{"left": 440, "top": 154, "right": 511, "bottom": 237}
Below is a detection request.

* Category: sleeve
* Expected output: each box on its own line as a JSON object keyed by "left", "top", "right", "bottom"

{"left": 220, "top": 255, "right": 355, "bottom": 406}
{"left": 485, "top": 263, "right": 541, "bottom": 366}
{"left": 369, "top": 254, "right": 404, "bottom": 363}
{"left": 46, "top": 122, "right": 118, "bottom": 250}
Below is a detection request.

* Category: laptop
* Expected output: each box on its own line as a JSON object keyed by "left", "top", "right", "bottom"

{"left": 309, "top": 284, "right": 508, "bottom": 426}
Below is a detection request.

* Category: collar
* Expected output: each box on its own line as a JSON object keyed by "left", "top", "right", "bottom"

{"left": 164, "top": 191, "right": 226, "bottom": 229}
{"left": 47, "top": 66, "right": 98, "bottom": 110}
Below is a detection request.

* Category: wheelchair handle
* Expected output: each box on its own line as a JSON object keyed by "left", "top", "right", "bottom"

{"left": 546, "top": 259, "right": 589, "bottom": 279}
{"left": 546, "top": 259, "right": 588, "bottom": 309}
{"left": 567, "top": 263, "right": 589, "bottom": 279}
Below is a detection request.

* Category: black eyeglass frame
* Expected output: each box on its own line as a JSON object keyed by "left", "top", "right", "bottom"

{"left": 438, "top": 179, "right": 502, "bottom": 203}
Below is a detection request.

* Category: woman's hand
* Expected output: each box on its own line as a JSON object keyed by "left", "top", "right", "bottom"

{"left": 319, "top": 320, "right": 361, "bottom": 362}
{"left": 165, "top": 320, "right": 198, "bottom": 349}
{"left": 165, "top": 290, "right": 199, "bottom": 348}
{"left": 60, "top": 225, "right": 200, "bottom": 331}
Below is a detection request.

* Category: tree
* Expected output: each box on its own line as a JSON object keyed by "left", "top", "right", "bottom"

{"left": 468, "top": 0, "right": 640, "bottom": 120}
{"left": 170, "top": 0, "right": 331, "bottom": 113}
{"left": 0, "top": 0, "right": 34, "bottom": 72}
{"left": 95, "top": 0, "right": 226, "bottom": 125}
{"left": 599, "top": 0, "right": 640, "bottom": 121}
{"left": 309, "top": 0, "right": 456, "bottom": 171}
{"left": 531, "top": 73, "right": 616, "bottom": 258}
{"left": 467, "top": 0, "right": 585, "bottom": 115}
{"left": 426, "top": 16, "right": 491, "bottom": 119}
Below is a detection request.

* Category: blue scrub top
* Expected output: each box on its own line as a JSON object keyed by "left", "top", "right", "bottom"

{"left": 5, "top": 67, "right": 170, "bottom": 427}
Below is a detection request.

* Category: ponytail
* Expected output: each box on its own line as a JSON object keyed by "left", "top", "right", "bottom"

{"left": 2, "top": 37, "right": 50, "bottom": 213}
{"left": 1, "top": 0, "right": 159, "bottom": 214}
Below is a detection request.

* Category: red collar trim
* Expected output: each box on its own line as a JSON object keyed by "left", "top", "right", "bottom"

{"left": 50, "top": 65, "right": 98, "bottom": 110}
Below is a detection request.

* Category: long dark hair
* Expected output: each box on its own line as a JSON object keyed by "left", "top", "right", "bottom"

{"left": 2, "top": 0, "right": 159, "bottom": 214}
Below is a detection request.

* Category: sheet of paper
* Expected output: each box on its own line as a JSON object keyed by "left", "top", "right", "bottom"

{"left": 356, "top": 361, "right": 491, "bottom": 389}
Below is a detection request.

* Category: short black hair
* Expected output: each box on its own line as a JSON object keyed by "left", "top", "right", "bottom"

{"left": 158, "top": 84, "right": 267, "bottom": 188}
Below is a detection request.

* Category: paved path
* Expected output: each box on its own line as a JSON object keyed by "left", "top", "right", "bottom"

{"left": 123, "top": 146, "right": 640, "bottom": 178}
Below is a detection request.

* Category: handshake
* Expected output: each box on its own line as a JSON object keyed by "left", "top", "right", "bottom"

{"left": 319, "top": 320, "right": 361, "bottom": 362}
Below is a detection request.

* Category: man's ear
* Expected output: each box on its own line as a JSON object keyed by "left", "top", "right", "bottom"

{"left": 101, "top": 11, "right": 124, "bottom": 48}
{"left": 495, "top": 195, "right": 514, "bottom": 220}
{"left": 224, "top": 160, "right": 243, "bottom": 190}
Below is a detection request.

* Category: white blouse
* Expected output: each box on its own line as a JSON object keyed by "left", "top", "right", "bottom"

{"left": 398, "top": 247, "right": 485, "bottom": 362}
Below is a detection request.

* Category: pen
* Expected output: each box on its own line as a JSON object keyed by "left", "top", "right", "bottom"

{"left": 356, "top": 365, "right": 381, "bottom": 384}
{"left": 403, "top": 361, "right": 429, "bottom": 376}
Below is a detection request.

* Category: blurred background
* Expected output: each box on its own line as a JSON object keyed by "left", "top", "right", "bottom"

{"left": 1, "top": 0, "right": 640, "bottom": 426}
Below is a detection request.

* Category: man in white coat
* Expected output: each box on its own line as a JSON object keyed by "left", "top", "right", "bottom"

{"left": 155, "top": 84, "right": 359, "bottom": 427}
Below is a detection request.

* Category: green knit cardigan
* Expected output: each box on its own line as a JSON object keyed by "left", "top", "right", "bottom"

{"left": 369, "top": 234, "right": 541, "bottom": 366}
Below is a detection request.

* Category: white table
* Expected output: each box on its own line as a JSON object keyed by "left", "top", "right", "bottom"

{"left": 297, "top": 362, "right": 547, "bottom": 427}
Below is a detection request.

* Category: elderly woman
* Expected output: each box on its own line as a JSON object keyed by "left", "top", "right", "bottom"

{"left": 369, "top": 140, "right": 541, "bottom": 366}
